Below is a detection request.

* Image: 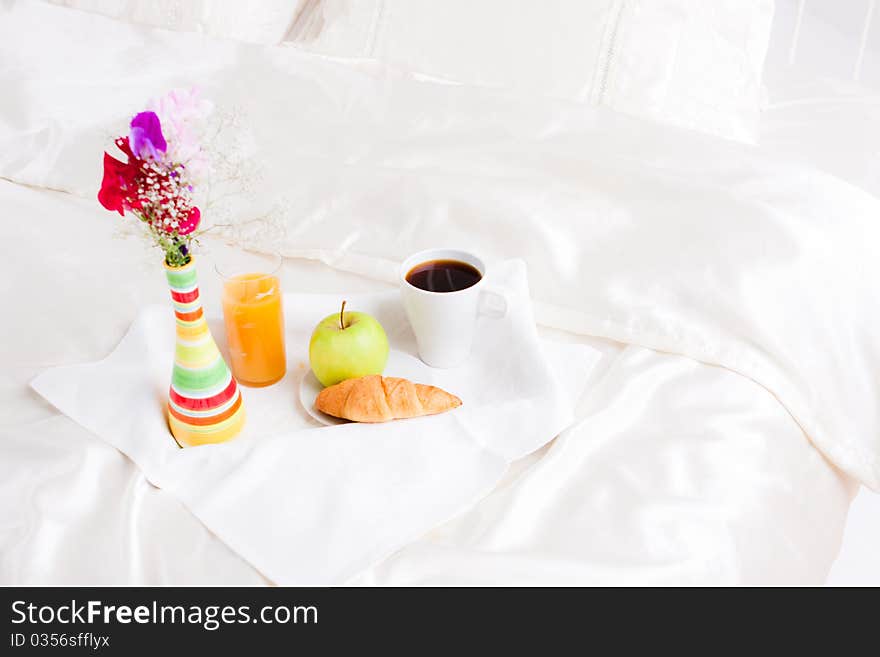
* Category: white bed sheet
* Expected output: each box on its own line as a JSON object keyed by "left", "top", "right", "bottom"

{"left": 2, "top": 2, "right": 878, "bottom": 584}
{"left": 759, "top": 0, "right": 880, "bottom": 200}
{"left": 764, "top": 82, "right": 880, "bottom": 582}
{"left": 759, "top": 72, "right": 880, "bottom": 201}
{"left": 0, "top": 182, "right": 856, "bottom": 585}
{"left": 760, "top": 3, "right": 880, "bottom": 584}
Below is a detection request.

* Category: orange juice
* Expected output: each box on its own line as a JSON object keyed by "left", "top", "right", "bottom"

{"left": 221, "top": 273, "right": 286, "bottom": 387}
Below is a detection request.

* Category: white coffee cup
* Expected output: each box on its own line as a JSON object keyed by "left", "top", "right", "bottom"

{"left": 400, "top": 248, "right": 508, "bottom": 368}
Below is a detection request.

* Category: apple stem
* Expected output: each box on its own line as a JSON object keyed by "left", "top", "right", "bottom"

{"left": 340, "top": 300, "right": 347, "bottom": 330}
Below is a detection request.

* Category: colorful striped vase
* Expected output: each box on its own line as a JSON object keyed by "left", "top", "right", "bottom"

{"left": 165, "top": 257, "right": 246, "bottom": 447}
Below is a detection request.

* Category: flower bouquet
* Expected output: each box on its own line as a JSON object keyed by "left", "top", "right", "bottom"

{"left": 98, "top": 89, "right": 212, "bottom": 266}
{"left": 98, "top": 90, "right": 246, "bottom": 447}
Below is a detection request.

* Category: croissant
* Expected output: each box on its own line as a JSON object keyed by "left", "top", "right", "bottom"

{"left": 315, "top": 375, "right": 462, "bottom": 423}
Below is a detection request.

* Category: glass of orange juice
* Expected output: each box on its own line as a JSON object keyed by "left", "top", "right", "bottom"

{"left": 216, "top": 251, "right": 286, "bottom": 387}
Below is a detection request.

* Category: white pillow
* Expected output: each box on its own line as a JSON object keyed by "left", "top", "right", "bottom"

{"left": 293, "top": 0, "right": 774, "bottom": 142}
{"left": 45, "top": 0, "right": 305, "bottom": 44}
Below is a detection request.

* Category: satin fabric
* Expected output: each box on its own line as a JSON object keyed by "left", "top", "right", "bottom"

{"left": 296, "top": 0, "right": 772, "bottom": 142}
{"left": 0, "top": 181, "right": 856, "bottom": 585}
{"left": 354, "top": 345, "right": 853, "bottom": 585}
{"left": 0, "top": 3, "right": 871, "bottom": 583}
{"left": 760, "top": 72, "right": 880, "bottom": 200}
{"left": 45, "top": 0, "right": 304, "bottom": 44}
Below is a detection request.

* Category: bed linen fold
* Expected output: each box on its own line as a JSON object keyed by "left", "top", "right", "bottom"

{"left": 351, "top": 344, "right": 854, "bottom": 585}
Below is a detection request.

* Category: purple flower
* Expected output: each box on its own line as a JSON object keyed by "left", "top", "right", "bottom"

{"left": 129, "top": 111, "right": 167, "bottom": 160}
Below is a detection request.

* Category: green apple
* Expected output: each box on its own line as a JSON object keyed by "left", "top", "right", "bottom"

{"left": 309, "top": 300, "right": 389, "bottom": 387}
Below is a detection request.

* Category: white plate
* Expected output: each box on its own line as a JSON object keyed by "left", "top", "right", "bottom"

{"left": 299, "top": 349, "right": 431, "bottom": 426}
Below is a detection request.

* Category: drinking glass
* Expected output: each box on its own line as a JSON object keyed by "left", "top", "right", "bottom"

{"left": 216, "top": 251, "right": 286, "bottom": 387}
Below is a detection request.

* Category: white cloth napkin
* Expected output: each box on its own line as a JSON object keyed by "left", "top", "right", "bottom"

{"left": 31, "top": 260, "right": 599, "bottom": 584}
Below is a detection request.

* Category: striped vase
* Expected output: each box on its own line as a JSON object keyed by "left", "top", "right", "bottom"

{"left": 165, "top": 257, "right": 246, "bottom": 447}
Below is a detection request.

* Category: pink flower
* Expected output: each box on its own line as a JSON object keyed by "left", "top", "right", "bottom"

{"left": 148, "top": 87, "right": 212, "bottom": 178}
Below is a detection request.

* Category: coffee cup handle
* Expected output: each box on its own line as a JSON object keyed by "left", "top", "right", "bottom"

{"left": 478, "top": 284, "right": 509, "bottom": 319}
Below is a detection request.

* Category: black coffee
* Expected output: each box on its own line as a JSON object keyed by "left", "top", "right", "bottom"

{"left": 406, "top": 259, "right": 482, "bottom": 293}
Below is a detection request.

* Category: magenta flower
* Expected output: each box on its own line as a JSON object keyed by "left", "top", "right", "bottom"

{"left": 129, "top": 111, "right": 167, "bottom": 160}
{"left": 176, "top": 207, "right": 201, "bottom": 236}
